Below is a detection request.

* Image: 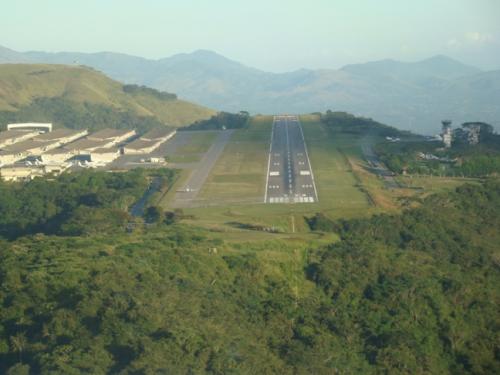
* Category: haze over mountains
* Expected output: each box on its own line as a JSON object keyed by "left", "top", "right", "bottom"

{"left": 1, "top": 45, "right": 499, "bottom": 134}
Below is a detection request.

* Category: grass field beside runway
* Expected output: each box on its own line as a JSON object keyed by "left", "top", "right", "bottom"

{"left": 197, "top": 116, "right": 272, "bottom": 203}
{"left": 179, "top": 115, "right": 381, "bottom": 235}
{"left": 299, "top": 114, "right": 373, "bottom": 214}
{"left": 169, "top": 115, "right": 479, "bottom": 239}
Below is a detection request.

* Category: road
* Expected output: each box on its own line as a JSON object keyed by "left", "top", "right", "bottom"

{"left": 265, "top": 115, "right": 318, "bottom": 203}
{"left": 129, "top": 176, "right": 162, "bottom": 217}
{"left": 171, "top": 130, "right": 234, "bottom": 208}
{"left": 361, "top": 140, "right": 400, "bottom": 189}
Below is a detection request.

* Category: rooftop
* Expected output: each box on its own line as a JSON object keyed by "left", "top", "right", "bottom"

{"left": 125, "top": 138, "right": 160, "bottom": 150}
{"left": 2, "top": 139, "right": 59, "bottom": 153}
{"left": 0, "top": 130, "right": 40, "bottom": 142}
{"left": 64, "top": 138, "right": 112, "bottom": 151}
{"left": 91, "top": 147, "right": 120, "bottom": 154}
{"left": 43, "top": 147, "right": 75, "bottom": 155}
{"left": 141, "top": 127, "right": 175, "bottom": 140}
{"left": 88, "top": 128, "right": 136, "bottom": 140}
{"left": 34, "top": 128, "right": 87, "bottom": 142}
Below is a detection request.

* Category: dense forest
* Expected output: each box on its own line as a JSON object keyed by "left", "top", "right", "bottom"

{"left": 0, "top": 98, "right": 168, "bottom": 133}
{"left": 180, "top": 111, "right": 250, "bottom": 131}
{"left": 0, "top": 169, "right": 176, "bottom": 239}
{"left": 122, "top": 85, "right": 177, "bottom": 101}
{"left": 0, "top": 171, "right": 498, "bottom": 374}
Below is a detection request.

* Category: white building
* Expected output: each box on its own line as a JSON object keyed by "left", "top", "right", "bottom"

{"left": 0, "top": 166, "right": 43, "bottom": 181}
{"left": 0, "top": 139, "right": 61, "bottom": 165}
{"left": 123, "top": 139, "right": 164, "bottom": 154}
{"left": 441, "top": 120, "right": 452, "bottom": 148}
{"left": 0, "top": 163, "right": 70, "bottom": 181}
{"left": 40, "top": 148, "right": 76, "bottom": 164}
{"left": 90, "top": 147, "right": 121, "bottom": 163}
{"left": 466, "top": 124, "right": 480, "bottom": 145}
{"left": 7, "top": 123, "right": 52, "bottom": 132}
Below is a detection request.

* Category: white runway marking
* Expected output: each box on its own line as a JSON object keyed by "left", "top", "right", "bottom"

{"left": 265, "top": 115, "right": 318, "bottom": 204}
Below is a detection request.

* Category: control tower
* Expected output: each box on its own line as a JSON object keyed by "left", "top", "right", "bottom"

{"left": 441, "top": 120, "right": 452, "bottom": 148}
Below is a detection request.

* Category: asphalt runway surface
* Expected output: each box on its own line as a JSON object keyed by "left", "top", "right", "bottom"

{"left": 265, "top": 115, "right": 318, "bottom": 203}
{"left": 171, "top": 130, "right": 234, "bottom": 208}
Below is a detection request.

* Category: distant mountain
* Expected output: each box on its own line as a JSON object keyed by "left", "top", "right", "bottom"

{"left": 1, "top": 46, "right": 498, "bottom": 133}
{"left": 0, "top": 45, "right": 28, "bottom": 63}
{"left": 0, "top": 64, "right": 215, "bottom": 128}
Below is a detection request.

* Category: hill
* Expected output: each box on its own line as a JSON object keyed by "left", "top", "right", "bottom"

{"left": 3, "top": 46, "right": 499, "bottom": 133}
{"left": 0, "top": 64, "right": 215, "bottom": 130}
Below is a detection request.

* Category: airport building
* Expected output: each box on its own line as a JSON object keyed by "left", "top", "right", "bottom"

{"left": 123, "top": 128, "right": 176, "bottom": 154}
{"left": 441, "top": 120, "right": 453, "bottom": 148}
{"left": 123, "top": 139, "right": 164, "bottom": 154}
{"left": 0, "top": 163, "right": 70, "bottom": 182}
{"left": 64, "top": 138, "right": 115, "bottom": 153}
{"left": 33, "top": 128, "right": 88, "bottom": 145}
{"left": 40, "top": 148, "right": 76, "bottom": 164}
{"left": 87, "top": 129, "right": 136, "bottom": 144}
{"left": 7, "top": 123, "right": 53, "bottom": 132}
{"left": 89, "top": 147, "right": 121, "bottom": 163}
{"left": 0, "top": 130, "right": 40, "bottom": 148}
{"left": 0, "top": 128, "right": 88, "bottom": 166}
{"left": 140, "top": 128, "right": 176, "bottom": 142}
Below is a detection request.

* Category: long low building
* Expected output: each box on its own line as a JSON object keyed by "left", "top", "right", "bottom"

{"left": 7, "top": 123, "right": 52, "bottom": 132}
{"left": 40, "top": 148, "right": 76, "bottom": 164}
{"left": 87, "top": 128, "right": 136, "bottom": 144}
{"left": 33, "top": 129, "right": 88, "bottom": 144}
{"left": 90, "top": 147, "right": 121, "bottom": 163}
{"left": 64, "top": 138, "right": 115, "bottom": 153}
{"left": 123, "top": 128, "right": 176, "bottom": 154}
{"left": 140, "top": 128, "right": 176, "bottom": 142}
{"left": 0, "top": 130, "right": 40, "bottom": 148}
{"left": 0, "top": 139, "right": 61, "bottom": 165}
{"left": 0, "top": 163, "right": 71, "bottom": 181}
{"left": 123, "top": 138, "right": 164, "bottom": 154}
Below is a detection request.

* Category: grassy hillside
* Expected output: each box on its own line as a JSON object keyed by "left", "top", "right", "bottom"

{"left": 0, "top": 64, "right": 215, "bottom": 128}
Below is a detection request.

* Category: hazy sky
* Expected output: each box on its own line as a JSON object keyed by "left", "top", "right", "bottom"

{"left": 1, "top": 0, "right": 499, "bottom": 72}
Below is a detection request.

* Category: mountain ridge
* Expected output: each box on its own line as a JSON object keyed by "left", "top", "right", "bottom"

{"left": 1, "top": 45, "right": 498, "bottom": 133}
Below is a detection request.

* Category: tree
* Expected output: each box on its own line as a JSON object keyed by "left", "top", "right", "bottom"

{"left": 144, "top": 206, "right": 163, "bottom": 223}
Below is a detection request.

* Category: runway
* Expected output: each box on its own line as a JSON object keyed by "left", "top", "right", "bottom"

{"left": 265, "top": 115, "right": 318, "bottom": 204}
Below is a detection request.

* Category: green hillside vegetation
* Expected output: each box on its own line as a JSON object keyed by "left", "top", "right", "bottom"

{"left": 181, "top": 111, "right": 250, "bottom": 131}
{"left": 0, "top": 168, "right": 176, "bottom": 239}
{"left": 0, "top": 64, "right": 215, "bottom": 129}
{"left": 0, "top": 168, "right": 498, "bottom": 374}
{"left": 320, "top": 110, "right": 411, "bottom": 137}
{"left": 375, "top": 124, "right": 500, "bottom": 177}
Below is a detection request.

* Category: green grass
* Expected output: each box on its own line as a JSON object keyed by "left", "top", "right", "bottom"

{"left": 179, "top": 115, "right": 379, "bottom": 236}
{"left": 169, "top": 115, "right": 476, "bottom": 239}
{"left": 197, "top": 116, "right": 272, "bottom": 203}
{"left": 167, "top": 154, "right": 201, "bottom": 163}
{"left": 300, "top": 114, "right": 373, "bottom": 217}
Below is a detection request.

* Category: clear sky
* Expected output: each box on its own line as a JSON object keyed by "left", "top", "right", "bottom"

{"left": 1, "top": 0, "right": 499, "bottom": 72}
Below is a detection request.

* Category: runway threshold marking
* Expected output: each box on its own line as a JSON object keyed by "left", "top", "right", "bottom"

{"left": 264, "top": 117, "right": 276, "bottom": 203}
